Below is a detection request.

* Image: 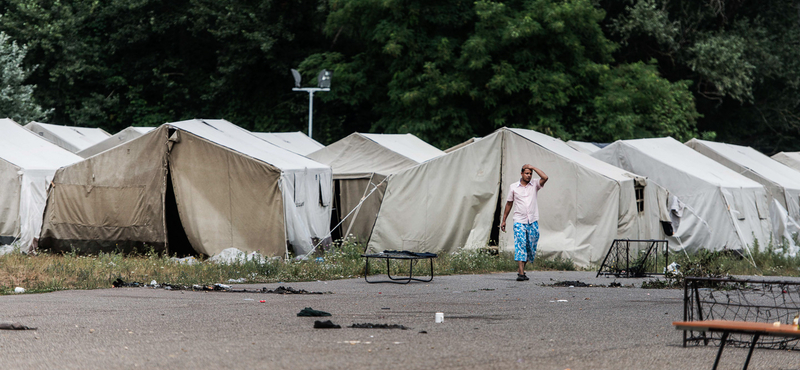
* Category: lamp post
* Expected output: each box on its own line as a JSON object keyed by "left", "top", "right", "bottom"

{"left": 292, "top": 69, "right": 332, "bottom": 139}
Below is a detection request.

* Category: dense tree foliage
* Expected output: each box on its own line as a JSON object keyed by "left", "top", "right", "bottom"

{"left": 0, "top": 0, "right": 328, "bottom": 135}
{"left": 302, "top": 0, "right": 699, "bottom": 148}
{"left": 604, "top": 0, "right": 800, "bottom": 153}
{"left": 0, "top": 31, "right": 49, "bottom": 122}
{"left": 0, "top": 0, "right": 796, "bottom": 151}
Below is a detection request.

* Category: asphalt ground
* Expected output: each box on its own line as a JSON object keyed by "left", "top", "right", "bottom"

{"left": 1, "top": 271, "right": 799, "bottom": 370}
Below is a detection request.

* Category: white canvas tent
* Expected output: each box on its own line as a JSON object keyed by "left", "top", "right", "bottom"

{"left": 253, "top": 132, "right": 325, "bottom": 156}
{"left": 367, "top": 128, "right": 669, "bottom": 267}
{"left": 686, "top": 139, "right": 800, "bottom": 253}
{"left": 76, "top": 127, "right": 155, "bottom": 158}
{"left": 566, "top": 140, "right": 602, "bottom": 154}
{"left": 39, "top": 119, "right": 332, "bottom": 257}
{"left": 25, "top": 121, "right": 111, "bottom": 153}
{"left": 592, "top": 138, "right": 772, "bottom": 254}
{"left": 772, "top": 152, "right": 800, "bottom": 173}
{"left": 307, "top": 133, "right": 445, "bottom": 241}
{"left": 0, "top": 119, "right": 83, "bottom": 253}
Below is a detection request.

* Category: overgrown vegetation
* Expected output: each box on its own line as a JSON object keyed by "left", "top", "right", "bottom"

{"left": 642, "top": 240, "right": 800, "bottom": 289}
{"left": 0, "top": 239, "right": 576, "bottom": 295}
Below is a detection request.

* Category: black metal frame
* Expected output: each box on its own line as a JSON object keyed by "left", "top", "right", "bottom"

{"left": 682, "top": 277, "right": 800, "bottom": 350}
{"left": 674, "top": 322, "right": 800, "bottom": 370}
{"left": 361, "top": 253, "right": 435, "bottom": 284}
{"left": 596, "top": 239, "right": 669, "bottom": 278}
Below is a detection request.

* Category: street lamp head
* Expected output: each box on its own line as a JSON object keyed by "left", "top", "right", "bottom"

{"left": 291, "top": 69, "right": 302, "bottom": 88}
{"left": 317, "top": 69, "right": 332, "bottom": 89}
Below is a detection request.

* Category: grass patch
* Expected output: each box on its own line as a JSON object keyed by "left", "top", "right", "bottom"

{"left": 642, "top": 240, "right": 800, "bottom": 289}
{"left": 0, "top": 239, "right": 579, "bottom": 294}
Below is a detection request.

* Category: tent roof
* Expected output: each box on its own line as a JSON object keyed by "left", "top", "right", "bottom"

{"left": 360, "top": 133, "right": 444, "bottom": 163}
{"left": 25, "top": 121, "right": 111, "bottom": 152}
{"left": 168, "top": 119, "right": 328, "bottom": 171}
{"left": 252, "top": 132, "right": 325, "bottom": 156}
{"left": 604, "top": 137, "right": 764, "bottom": 188}
{"left": 0, "top": 119, "right": 84, "bottom": 169}
{"left": 77, "top": 126, "right": 155, "bottom": 158}
{"left": 307, "top": 132, "right": 444, "bottom": 176}
{"left": 507, "top": 129, "right": 640, "bottom": 183}
{"left": 772, "top": 152, "right": 800, "bottom": 172}
{"left": 566, "top": 140, "right": 601, "bottom": 154}
{"left": 687, "top": 139, "right": 800, "bottom": 190}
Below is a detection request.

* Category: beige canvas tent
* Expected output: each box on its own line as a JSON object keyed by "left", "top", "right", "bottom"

{"left": 25, "top": 121, "right": 111, "bottom": 153}
{"left": 772, "top": 152, "right": 800, "bottom": 173}
{"left": 76, "top": 127, "right": 155, "bottom": 158}
{"left": 307, "top": 133, "right": 445, "bottom": 241}
{"left": 593, "top": 138, "right": 772, "bottom": 254}
{"left": 367, "top": 128, "right": 669, "bottom": 267}
{"left": 39, "top": 119, "right": 332, "bottom": 257}
{"left": 686, "top": 139, "right": 800, "bottom": 253}
{"left": 0, "top": 119, "right": 84, "bottom": 253}
{"left": 253, "top": 132, "right": 325, "bottom": 156}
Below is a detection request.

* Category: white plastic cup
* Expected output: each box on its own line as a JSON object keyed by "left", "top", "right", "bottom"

{"left": 435, "top": 312, "right": 444, "bottom": 323}
{"left": 14, "top": 287, "right": 25, "bottom": 293}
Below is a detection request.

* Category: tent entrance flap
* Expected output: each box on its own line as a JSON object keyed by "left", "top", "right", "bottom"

{"left": 489, "top": 183, "right": 503, "bottom": 247}
{"left": 329, "top": 179, "right": 343, "bottom": 242}
{"left": 165, "top": 165, "right": 193, "bottom": 257}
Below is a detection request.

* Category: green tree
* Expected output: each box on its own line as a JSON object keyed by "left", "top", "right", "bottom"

{"left": 605, "top": 0, "right": 800, "bottom": 152}
{"left": 0, "top": 0, "right": 331, "bottom": 138}
{"left": 0, "top": 31, "right": 49, "bottom": 122}
{"left": 302, "top": 0, "right": 700, "bottom": 148}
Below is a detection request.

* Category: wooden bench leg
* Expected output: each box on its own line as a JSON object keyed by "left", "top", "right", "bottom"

{"left": 712, "top": 331, "right": 729, "bottom": 370}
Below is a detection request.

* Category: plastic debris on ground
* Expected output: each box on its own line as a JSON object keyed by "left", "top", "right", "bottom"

{"left": 209, "top": 248, "right": 265, "bottom": 264}
{"left": 14, "top": 287, "right": 25, "bottom": 293}
{"left": 349, "top": 323, "right": 409, "bottom": 330}
{"left": 228, "top": 277, "right": 246, "bottom": 283}
{"left": 313, "top": 320, "right": 341, "bottom": 329}
{"left": 0, "top": 322, "right": 37, "bottom": 330}
{"left": 664, "top": 262, "right": 681, "bottom": 275}
{"left": 170, "top": 256, "right": 197, "bottom": 265}
{"left": 0, "top": 245, "right": 16, "bottom": 256}
{"left": 298, "top": 307, "right": 332, "bottom": 317}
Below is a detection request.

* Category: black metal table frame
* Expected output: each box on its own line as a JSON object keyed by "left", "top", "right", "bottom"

{"left": 361, "top": 253, "right": 435, "bottom": 284}
{"left": 674, "top": 323, "right": 800, "bottom": 370}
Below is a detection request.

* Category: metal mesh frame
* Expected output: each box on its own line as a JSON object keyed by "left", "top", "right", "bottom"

{"left": 683, "top": 277, "right": 800, "bottom": 350}
{"left": 596, "top": 239, "right": 669, "bottom": 278}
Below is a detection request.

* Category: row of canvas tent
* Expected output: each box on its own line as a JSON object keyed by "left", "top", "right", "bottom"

{"left": 5, "top": 116, "right": 800, "bottom": 267}
{"left": 1, "top": 118, "right": 329, "bottom": 258}
{"left": 356, "top": 130, "right": 800, "bottom": 266}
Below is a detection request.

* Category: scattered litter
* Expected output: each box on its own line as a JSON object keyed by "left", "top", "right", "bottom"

{"left": 209, "top": 248, "right": 265, "bottom": 264}
{"left": 0, "top": 322, "right": 36, "bottom": 330}
{"left": 298, "top": 307, "right": 332, "bottom": 317}
{"left": 548, "top": 280, "right": 593, "bottom": 287}
{"left": 150, "top": 280, "right": 158, "bottom": 286}
{"left": 112, "top": 278, "right": 142, "bottom": 287}
{"left": 0, "top": 245, "right": 16, "bottom": 255}
{"left": 243, "top": 298, "right": 254, "bottom": 301}
{"left": 228, "top": 278, "right": 247, "bottom": 283}
{"left": 419, "top": 330, "right": 427, "bottom": 334}
{"left": 313, "top": 320, "right": 341, "bottom": 329}
{"left": 479, "top": 288, "right": 495, "bottom": 291}
{"left": 665, "top": 262, "right": 681, "bottom": 275}
{"left": 14, "top": 287, "right": 25, "bottom": 293}
{"left": 349, "top": 323, "right": 409, "bottom": 330}
{"left": 111, "top": 278, "right": 329, "bottom": 294}
{"left": 381, "top": 308, "right": 390, "bottom": 310}
{"left": 259, "top": 300, "right": 266, "bottom": 303}
{"left": 170, "top": 256, "right": 197, "bottom": 265}
{"left": 556, "top": 300, "right": 568, "bottom": 302}
{"left": 435, "top": 312, "right": 444, "bottom": 323}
